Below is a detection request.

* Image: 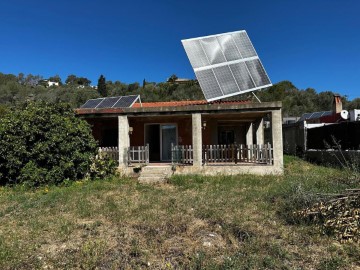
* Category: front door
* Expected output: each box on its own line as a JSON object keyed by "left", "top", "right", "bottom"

{"left": 161, "top": 124, "right": 177, "bottom": 161}
{"left": 145, "top": 124, "right": 177, "bottom": 162}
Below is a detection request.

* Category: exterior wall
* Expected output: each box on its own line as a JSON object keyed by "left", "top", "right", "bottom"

{"left": 118, "top": 116, "right": 130, "bottom": 167}
{"left": 121, "top": 164, "right": 283, "bottom": 176}
{"left": 283, "top": 122, "right": 306, "bottom": 155}
{"left": 128, "top": 116, "right": 192, "bottom": 147}
{"left": 271, "top": 109, "right": 284, "bottom": 170}
{"left": 203, "top": 121, "right": 247, "bottom": 145}
{"left": 173, "top": 164, "right": 283, "bottom": 176}
{"left": 84, "top": 118, "right": 118, "bottom": 146}
{"left": 192, "top": 113, "right": 202, "bottom": 167}
{"left": 246, "top": 123, "right": 253, "bottom": 145}
{"left": 306, "top": 149, "right": 360, "bottom": 167}
{"left": 255, "top": 118, "right": 264, "bottom": 145}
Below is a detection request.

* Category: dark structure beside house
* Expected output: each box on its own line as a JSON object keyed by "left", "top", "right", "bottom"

{"left": 283, "top": 95, "right": 360, "bottom": 165}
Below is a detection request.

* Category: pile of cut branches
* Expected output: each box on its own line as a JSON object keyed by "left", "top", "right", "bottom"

{"left": 294, "top": 189, "right": 360, "bottom": 243}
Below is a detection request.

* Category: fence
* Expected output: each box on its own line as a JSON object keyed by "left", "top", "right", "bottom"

{"left": 171, "top": 144, "right": 273, "bottom": 165}
{"left": 171, "top": 144, "right": 193, "bottom": 164}
{"left": 128, "top": 144, "right": 149, "bottom": 165}
{"left": 98, "top": 147, "right": 119, "bottom": 162}
{"left": 203, "top": 144, "right": 273, "bottom": 164}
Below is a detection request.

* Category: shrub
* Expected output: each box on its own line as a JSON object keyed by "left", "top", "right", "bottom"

{"left": 0, "top": 101, "right": 97, "bottom": 186}
{"left": 87, "top": 153, "right": 118, "bottom": 180}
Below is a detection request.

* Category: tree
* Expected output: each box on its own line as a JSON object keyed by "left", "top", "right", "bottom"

{"left": 65, "top": 75, "right": 91, "bottom": 86}
{"left": 347, "top": 98, "right": 360, "bottom": 110}
{"left": 77, "top": 77, "right": 91, "bottom": 86}
{"left": 24, "top": 74, "right": 42, "bottom": 87}
{"left": 142, "top": 78, "right": 146, "bottom": 89}
{"left": 168, "top": 74, "right": 178, "bottom": 83}
{"left": 97, "top": 75, "right": 107, "bottom": 97}
{"left": 17, "top": 73, "right": 25, "bottom": 85}
{"left": 0, "top": 102, "right": 97, "bottom": 186}
{"left": 65, "top": 74, "right": 77, "bottom": 85}
{"left": 49, "top": 75, "right": 62, "bottom": 85}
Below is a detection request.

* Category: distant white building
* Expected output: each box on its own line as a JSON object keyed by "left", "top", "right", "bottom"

{"left": 48, "top": 81, "right": 59, "bottom": 87}
{"left": 39, "top": 79, "right": 60, "bottom": 87}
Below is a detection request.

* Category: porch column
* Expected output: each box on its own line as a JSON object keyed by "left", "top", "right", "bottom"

{"left": 246, "top": 122, "right": 253, "bottom": 146}
{"left": 192, "top": 113, "right": 202, "bottom": 167}
{"left": 255, "top": 118, "right": 264, "bottom": 145}
{"left": 271, "top": 109, "right": 284, "bottom": 168}
{"left": 118, "top": 115, "right": 130, "bottom": 167}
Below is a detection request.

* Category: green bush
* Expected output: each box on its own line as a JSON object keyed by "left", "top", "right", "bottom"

{"left": 0, "top": 101, "right": 97, "bottom": 186}
{"left": 87, "top": 154, "right": 118, "bottom": 180}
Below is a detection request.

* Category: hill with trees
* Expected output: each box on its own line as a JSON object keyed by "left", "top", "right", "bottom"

{"left": 0, "top": 72, "right": 358, "bottom": 117}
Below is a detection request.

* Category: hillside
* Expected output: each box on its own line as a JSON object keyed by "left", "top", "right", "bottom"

{"left": 0, "top": 156, "right": 359, "bottom": 269}
{"left": 0, "top": 72, "right": 359, "bottom": 117}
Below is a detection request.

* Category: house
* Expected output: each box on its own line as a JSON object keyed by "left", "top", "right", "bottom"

{"left": 166, "top": 77, "right": 194, "bottom": 84}
{"left": 76, "top": 97, "right": 284, "bottom": 176}
{"left": 38, "top": 79, "right": 60, "bottom": 87}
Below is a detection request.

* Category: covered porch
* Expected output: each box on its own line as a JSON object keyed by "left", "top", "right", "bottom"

{"left": 78, "top": 100, "right": 283, "bottom": 175}
{"left": 123, "top": 113, "right": 272, "bottom": 165}
{"left": 116, "top": 101, "right": 283, "bottom": 175}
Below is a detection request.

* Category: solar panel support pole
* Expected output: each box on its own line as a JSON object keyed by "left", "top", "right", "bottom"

{"left": 252, "top": 92, "right": 261, "bottom": 103}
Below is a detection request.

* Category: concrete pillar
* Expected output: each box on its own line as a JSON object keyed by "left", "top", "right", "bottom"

{"left": 246, "top": 122, "right": 253, "bottom": 146}
{"left": 118, "top": 115, "right": 130, "bottom": 167}
{"left": 192, "top": 113, "right": 202, "bottom": 167}
{"left": 255, "top": 118, "right": 264, "bottom": 145}
{"left": 271, "top": 109, "right": 284, "bottom": 169}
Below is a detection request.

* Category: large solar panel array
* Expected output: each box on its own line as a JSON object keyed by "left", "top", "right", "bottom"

{"left": 80, "top": 95, "right": 140, "bottom": 109}
{"left": 182, "top": 30, "right": 272, "bottom": 101}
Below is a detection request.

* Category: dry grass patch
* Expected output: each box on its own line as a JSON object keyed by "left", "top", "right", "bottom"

{"left": 0, "top": 158, "right": 359, "bottom": 269}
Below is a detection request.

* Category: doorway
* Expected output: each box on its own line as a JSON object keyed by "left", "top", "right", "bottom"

{"left": 145, "top": 124, "right": 177, "bottom": 162}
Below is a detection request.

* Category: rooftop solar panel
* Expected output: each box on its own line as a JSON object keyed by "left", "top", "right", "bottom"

{"left": 182, "top": 30, "right": 272, "bottom": 102}
{"left": 113, "top": 95, "right": 139, "bottom": 108}
{"left": 298, "top": 111, "right": 332, "bottom": 122}
{"left": 96, "top": 97, "right": 120, "bottom": 108}
{"left": 80, "top": 95, "right": 140, "bottom": 109}
{"left": 80, "top": 98, "right": 104, "bottom": 108}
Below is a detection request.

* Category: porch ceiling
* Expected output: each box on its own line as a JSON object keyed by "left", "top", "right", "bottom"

{"left": 128, "top": 115, "right": 191, "bottom": 122}
{"left": 202, "top": 112, "right": 267, "bottom": 122}
{"left": 128, "top": 111, "right": 267, "bottom": 121}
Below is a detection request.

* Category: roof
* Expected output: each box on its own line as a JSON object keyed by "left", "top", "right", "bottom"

{"left": 298, "top": 110, "right": 342, "bottom": 124}
{"left": 75, "top": 99, "right": 282, "bottom": 117}
{"left": 131, "top": 99, "right": 250, "bottom": 108}
{"left": 298, "top": 111, "right": 332, "bottom": 122}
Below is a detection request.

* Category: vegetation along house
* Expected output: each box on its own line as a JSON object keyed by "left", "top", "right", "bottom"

{"left": 76, "top": 96, "right": 283, "bottom": 176}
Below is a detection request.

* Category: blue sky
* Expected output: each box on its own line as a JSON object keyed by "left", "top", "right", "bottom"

{"left": 0, "top": 0, "right": 359, "bottom": 100}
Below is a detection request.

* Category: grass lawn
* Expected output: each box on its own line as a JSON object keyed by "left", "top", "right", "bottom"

{"left": 0, "top": 156, "right": 359, "bottom": 269}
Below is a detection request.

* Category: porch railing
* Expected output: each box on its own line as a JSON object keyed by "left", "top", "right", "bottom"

{"left": 128, "top": 144, "right": 149, "bottom": 165}
{"left": 171, "top": 144, "right": 193, "bottom": 165}
{"left": 203, "top": 143, "right": 273, "bottom": 165}
{"left": 99, "top": 147, "right": 119, "bottom": 162}
{"left": 171, "top": 143, "right": 273, "bottom": 165}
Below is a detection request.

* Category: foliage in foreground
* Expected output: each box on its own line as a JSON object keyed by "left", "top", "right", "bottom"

{"left": 0, "top": 101, "right": 97, "bottom": 186}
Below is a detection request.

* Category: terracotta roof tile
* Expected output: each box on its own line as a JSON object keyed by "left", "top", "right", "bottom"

{"left": 132, "top": 99, "right": 250, "bottom": 108}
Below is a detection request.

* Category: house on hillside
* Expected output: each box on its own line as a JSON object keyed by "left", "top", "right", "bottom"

{"left": 76, "top": 96, "right": 284, "bottom": 176}
{"left": 38, "top": 79, "right": 60, "bottom": 87}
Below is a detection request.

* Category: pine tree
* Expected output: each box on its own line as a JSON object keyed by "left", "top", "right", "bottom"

{"left": 97, "top": 75, "right": 107, "bottom": 97}
{"left": 142, "top": 78, "right": 146, "bottom": 89}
